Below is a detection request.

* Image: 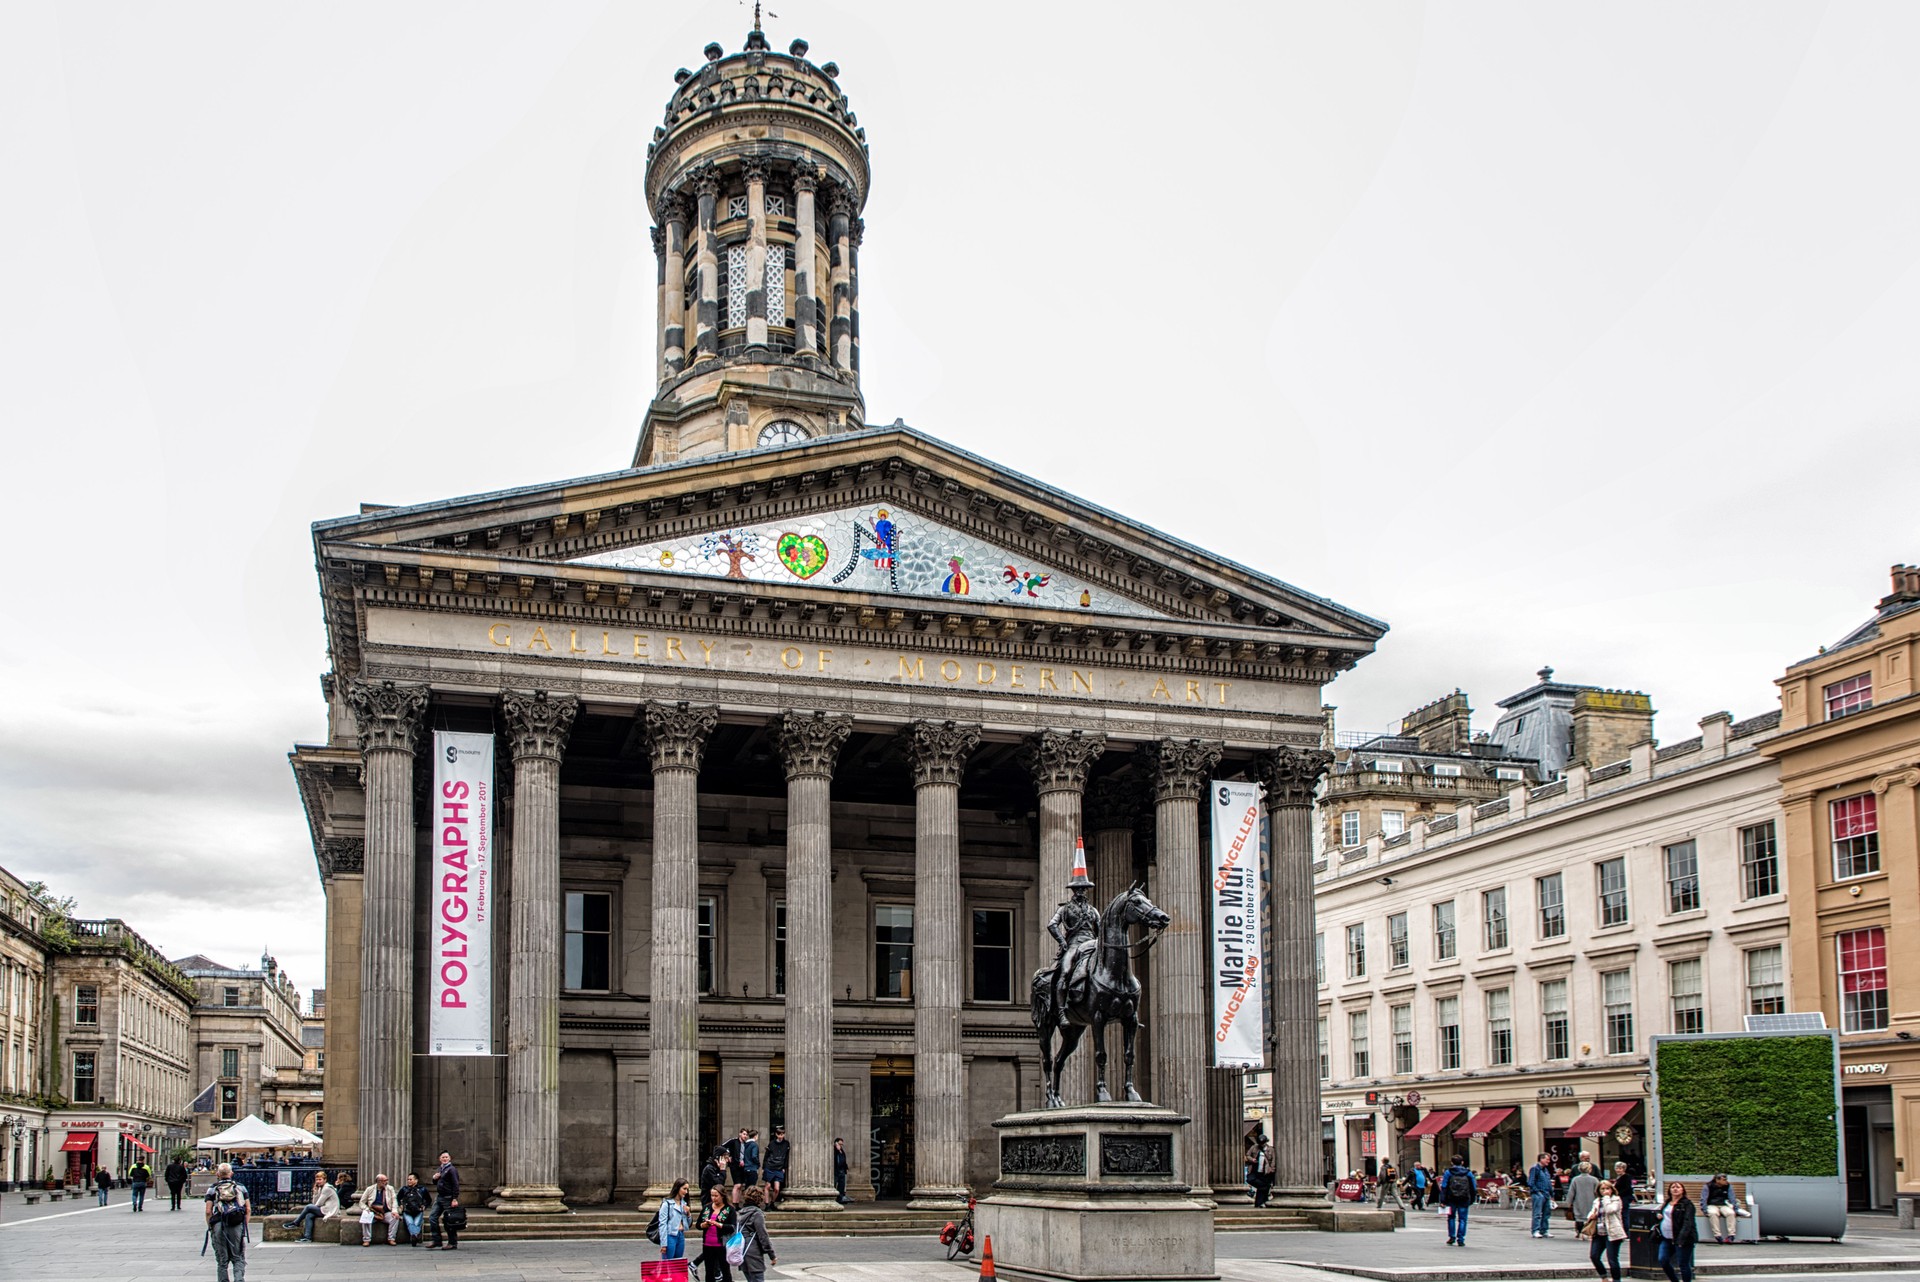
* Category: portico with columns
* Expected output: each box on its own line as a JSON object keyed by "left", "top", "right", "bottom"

{"left": 289, "top": 22, "right": 1382, "bottom": 1214}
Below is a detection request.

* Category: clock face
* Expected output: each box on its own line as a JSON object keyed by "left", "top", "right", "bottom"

{"left": 757, "top": 419, "right": 810, "bottom": 447}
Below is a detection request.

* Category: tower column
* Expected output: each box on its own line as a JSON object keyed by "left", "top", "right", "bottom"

{"left": 497, "top": 690, "right": 579, "bottom": 1213}
{"left": 1022, "top": 730, "right": 1107, "bottom": 1103}
{"left": 827, "top": 183, "right": 854, "bottom": 374}
{"left": 1254, "top": 745, "right": 1333, "bottom": 1203}
{"left": 792, "top": 170, "right": 819, "bottom": 358}
{"left": 662, "top": 195, "right": 689, "bottom": 377}
{"left": 345, "top": 679, "right": 428, "bottom": 1187}
{"left": 1143, "top": 737, "right": 1223, "bottom": 1196}
{"left": 775, "top": 711, "right": 853, "bottom": 1211}
{"left": 643, "top": 701, "right": 719, "bottom": 1198}
{"left": 848, "top": 216, "right": 863, "bottom": 378}
{"left": 691, "top": 164, "right": 722, "bottom": 363}
{"left": 744, "top": 159, "right": 771, "bottom": 353}
{"left": 650, "top": 224, "right": 666, "bottom": 384}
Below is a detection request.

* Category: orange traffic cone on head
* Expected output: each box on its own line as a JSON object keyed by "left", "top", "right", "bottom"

{"left": 978, "top": 1233, "right": 997, "bottom": 1281}
{"left": 1067, "top": 839, "right": 1092, "bottom": 888}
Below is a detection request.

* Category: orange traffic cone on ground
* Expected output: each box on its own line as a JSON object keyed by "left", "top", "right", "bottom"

{"left": 978, "top": 1233, "right": 996, "bottom": 1280}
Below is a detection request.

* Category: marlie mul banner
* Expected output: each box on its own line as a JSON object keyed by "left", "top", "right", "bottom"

{"left": 1210, "top": 780, "right": 1265, "bottom": 1068}
{"left": 430, "top": 731, "right": 493, "bottom": 1056}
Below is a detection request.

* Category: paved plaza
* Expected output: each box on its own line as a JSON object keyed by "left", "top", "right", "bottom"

{"left": 11, "top": 1194, "right": 1920, "bottom": 1282}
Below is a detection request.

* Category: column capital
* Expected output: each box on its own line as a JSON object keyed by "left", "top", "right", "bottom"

{"left": 741, "top": 157, "right": 772, "bottom": 186}
{"left": 1086, "top": 769, "right": 1143, "bottom": 833}
{"left": 346, "top": 679, "right": 427, "bottom": 755}
{"left": 776, "top": 710, "right": 853, "bottom": 781}
{"left": 1020, "top": 729, "right": 1107, "bottom": 796}
{"left": 501, "top": 690, "right": 579, "bottom": 764}
{"left": 903, "top": 720, "right": 980, "bottom": 788}
{"left": 826, "top": 181, "right": 857, "bottom": 217}
{"left": 1142, "top": 738, "right": 1223, "bottom": 803}
{"left": 1252, "top": 745, "right": 1333, "bottom": 809}
{"left": 650, "top": 225, "right": 665, "bottom": 256}
{"left": 789, "top": 166, "right": 819, "bottom": 194}
{"left": 644, "top": 701, "right": 719, "bottom": 772}
{"left": 850, "top": 217, "right": 865, "bottom": 249}
{"left": 660, "top": 192, "right": 690, "bottom": 226}
{"left": 689, "top": 162, "right": 723, "bottom": 200}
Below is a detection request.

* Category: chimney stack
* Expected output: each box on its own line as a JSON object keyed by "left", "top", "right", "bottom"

{"left": 1881, "top": 564, "right": 1920, "bottom": 609}
{"left": 1570, "top": 689, "right": 1656, "bottom": 769}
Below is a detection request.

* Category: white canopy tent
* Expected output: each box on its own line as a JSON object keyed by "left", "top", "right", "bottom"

{"left": 195, "top": 1114, "right": 297, "bottom": 1150}
{"left": 270, "top": 1123, "right": 322, "bottom": 1147}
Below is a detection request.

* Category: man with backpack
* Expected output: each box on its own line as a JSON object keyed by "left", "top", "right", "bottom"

{"left": 203, "top": 1162, "right": 250, "bottom": 1282}
{"left": 1440, "top": 1154, "right": 1477, "bottom": 1247}
{"left": 1251, "top": 1136, "right": 1276, "bottom": 1207}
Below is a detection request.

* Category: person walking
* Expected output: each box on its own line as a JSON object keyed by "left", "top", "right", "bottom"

{"left": 284, "top": 1171, "right": 340, "bottom": 1242}
{"left": 697, "top": 1182, "right": 737, "bottom": 1282}
{"left": 1374, "top": 1160, "right": 1403, "bottom": 1208}
{"left": 657, "top": 1178, "right": 692, "bottom": 1261}
{"left": 1657, "top": 1180, "right": 1699, "bottom": 1282}
{"left": 1440, "top": 1154, "right": 1477, "bottom": 1247}
{"left": 737, "top": 1186, "right": 778, "bottom": 1282}
{"left": 204, "top": 1162, "right": 251, "bottom": 1282}
{"left": 1527, "top": 1153, "right": 1556, "bottom": 1238}
{"left": 1408, "top": 1162, "right": 1427, "bottom": 1210}
{"left": 129, "top": 1157, "right": 153, "bottom": 1211}
{"left": 832, "top": 1138, "right": 849, "bottom": 1204}
{"left": 95, "top": 1164, "right": 114, "bottom": 1206}
{"left": 1584, "top": 1178, "right": 1627, "bottom": 1282}
{"left": 1251, "top": 1136, "right": 1276, "bottom": 1207}
{"left": 1702, "top": 1174, "right": 1737, "bottom": 1243}
{"left": 358, "top": 1173, "right": 400, "bottom": 1246}
{"left": 762, "top": 1125, "right": 790, "bottom": 1209}
{"left": 1568, "top": 1161, "right": 1600, "bottom": 1236}
{"left": 426, "top": 1151, "right": 461, "bottom": 1250}
{"left": 397, "top": 1174, "right": 430, "bottom": 1247}
{"left": 166, "top": 1155, "right": 190, "bottom": 1211}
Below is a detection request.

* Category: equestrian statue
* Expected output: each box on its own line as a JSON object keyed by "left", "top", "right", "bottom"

{"left": 1030, "top": 839, "right": 1171, "bottom": 1107}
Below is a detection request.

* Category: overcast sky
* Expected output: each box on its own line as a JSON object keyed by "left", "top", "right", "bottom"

{"left": 4, "top": 1, "right": 1917, "bottom": 994}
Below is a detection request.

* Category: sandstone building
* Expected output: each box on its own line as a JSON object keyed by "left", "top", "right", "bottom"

{"left": 175, "top": 953, "right": 321, "bottom": 1143}
{"left": 289, "top": 24, "right": 1383, "bottom": 1209}
{"left": 1, "top": 867, "right": 54, "bottom": 1186}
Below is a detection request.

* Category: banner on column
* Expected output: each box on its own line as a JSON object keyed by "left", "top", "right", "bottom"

{"left": 1210, "top": 779, "right": 1265, "bottom": 1068}
{"left": 430, "top": 731, "right": 494, "bottom": 1055}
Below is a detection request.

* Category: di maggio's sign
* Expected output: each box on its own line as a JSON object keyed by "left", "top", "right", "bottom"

{"left": 430, "top": 732, "right": 494, "bottom": 1056}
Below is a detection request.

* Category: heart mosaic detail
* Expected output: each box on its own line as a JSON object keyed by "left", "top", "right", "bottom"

{"left": 776, "top": 532, "right": 829, "bottom": 579}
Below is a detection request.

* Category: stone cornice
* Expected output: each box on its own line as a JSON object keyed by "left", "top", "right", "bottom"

{"left": 501, "top": 689, "right": 580, "bottom": 763}
{"left": 775, "top": 709, "right": 853, "bottom": 780}
{"left": 1019, "top": 729, "right": 1107, "bottom": 796}
{"left": 902, "top": 719, "right": 981, "bottom": 788}
{"left": 345, "top": 679, "right": 428, "bottom": 755}
{"left": 644, "top": 701, "right": 719, "bottom": 772}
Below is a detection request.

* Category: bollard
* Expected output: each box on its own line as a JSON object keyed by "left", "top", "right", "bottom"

{"left": 1899, "top": 1194, "right": 1915, "bottom": 1231}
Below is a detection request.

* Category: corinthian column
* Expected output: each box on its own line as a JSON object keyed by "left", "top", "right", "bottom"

{"left": 496, "top": 690, "right": 578, "bottom": 1213}
{"left": 775, "top": 710, "right": 852, "bottom": 1211}
{"left": 691, "top": 164, "right": 722, "bottom": 362}
{"left": 1142, "top": 737, "right": 1222, "bottom": 1196}
{"left": 904, "top": 720, "right": 980, "bottom": 1208}
{"left": 826, "top": 182, "right": 854, "bottom": 373}
{"left": 661, "top": 194, "right": 689, "bottom": 377}
{"left": 643, "top": 701, "right": 718, "bottom": 1198}
{"left": 791, "top": 169, "right": 819, "bottom": 358}
{"left": 743, "top": 158, "right": 771, "bottom": 353}
{"left": 1022, "top": 730, "right": 1106, "bottom": 1103}
{"left": 1254, "top": 745, "right": 1332, "bottom": 1203}
{"left": 346, "top": 678, "right": 428, "bottom": 1187}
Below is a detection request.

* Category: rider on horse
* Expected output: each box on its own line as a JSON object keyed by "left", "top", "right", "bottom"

{"left": 1046, "top": 840, "right": 1101, "bottom": 1026}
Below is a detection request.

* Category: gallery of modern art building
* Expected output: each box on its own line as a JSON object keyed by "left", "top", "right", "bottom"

{"left": 290, "top": 25, "right": 1384, "bottom": 1211}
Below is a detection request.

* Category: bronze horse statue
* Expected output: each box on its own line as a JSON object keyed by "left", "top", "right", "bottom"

{"left": 1030, "top": 882, "right": 1170, "bottom": 1107}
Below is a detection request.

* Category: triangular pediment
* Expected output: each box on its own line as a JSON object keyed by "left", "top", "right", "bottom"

{"left": 567, "top": 502, "right": 1170, "bottom": 618}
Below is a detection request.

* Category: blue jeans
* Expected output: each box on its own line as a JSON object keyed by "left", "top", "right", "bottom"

{"left": 401, "top": 1211, "right": 424, "bottom": 1242}
{"left": 1447, "top": 1202, "right": 1470, "bottom": 1242}
{"left": 1658, "top": 1237, "right": 1695, "bottom": 1282}
{"left": 131, "top": 1181, "right": 147, "bottom": 1210}
{"left": 663, "top": 1231, "right": 686, "bottom": 1259}
{"left": 1531, "top": 1191, "right": 1551, "bottom": 1234}
{"left": 97, "top": 1185, "right": 109, "bottom": 1205}
{"left": 290, "top": 1205, "right": 326, "bottom": 1239}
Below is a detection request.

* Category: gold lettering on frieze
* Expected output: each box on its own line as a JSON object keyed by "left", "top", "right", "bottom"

{"left": 699, "top": 640, "right": 717, "bottom": 665}
{"left": 898, "top": 656, "right": 925, "bottom": 680}
{"left": 528, "top": 627, "right": 553, "bottom": 652}
{"left": 940, "top": 660, "right": 963, "bottom": 683}
{"left": 782, "top": 647, "right": 804, "bottom": 670}
{"left": 489, "top": 624, "right": 511, "bottom": 648}
{"left": 665, "top": 638, "right": 686, "bottom": 661}
{"left": 1150, "top": 677, "right": 1171, "bottom": 700}
{"left": 569, "top": 629, "right": 588, "bottom": 654}
{"left": 977, "top": 662, "right": 996, "bottom": 686}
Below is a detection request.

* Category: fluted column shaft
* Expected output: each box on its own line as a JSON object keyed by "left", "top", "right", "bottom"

{"left": 792, "top": 173, "right": 818, "bottom": 357}
{"left": 644, "top": 702, "right": 718, "bottom": 1197}
{"left": 498, "top": 690, "right": 578, "bottom": 1212}
{"left": 347, "top": 680, "right": 427, "bottom": 1187}
{"left": 662, "top": 199, "right": 688, "bottom": 377}
{"left": 776, "top": 712, "right": 852, "bottom": 1210}
{"left": 744, "top": 160, "right": 770, "bottom": 351}
{"left": 1145, "top": 738, "right": 1222, "bottom": 1196}
{"left": 1209, "top": 1070, "right": 1250, "bottom": 1201}
{"left": 1255, "top": 747, "right": 1332, "bottom": 1199}
{"left": 1023, "top": 731, "right": 1105, "bottom": 1103}
{"left": 905, "top": 721, "right": 979, "bottom": 1207}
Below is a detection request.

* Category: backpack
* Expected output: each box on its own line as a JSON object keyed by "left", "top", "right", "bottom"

{"left": 645, "top": 1202, "right": 663, "bottom": 1245}
{"left": 210, "top": 1180, "right": 247, "bottom": 1227}
{"left": 725, "top": 1227, "right": 747, "bottom": 1268}
{"left": 1444, "top": 1167, "right": 1474, "bottom": 1205}
{"left": 1257, "top": 1145, "right": 1276, "bottom": 1175}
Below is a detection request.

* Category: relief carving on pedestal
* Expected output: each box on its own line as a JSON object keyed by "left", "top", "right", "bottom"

{"left": 1001, "top": 1134, "right": 1086, "bottom": 1177}
{"left": 1099, "top": 1133, "right": 1174, "bottom": 1177}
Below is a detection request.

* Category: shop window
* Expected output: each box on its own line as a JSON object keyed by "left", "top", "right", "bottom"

{"left": 1745, "top": 945, "right": 1786, "bottom": 1016}
{"left": 971, "top": 908, "right": 1013, "bottom": 1003}
{"left": 1597, "top": 857, "right": 1629, "bottom": 927}
{"left": 1345, "top": 923, "right": 1367, "bottom": 979}
{"left": 1317, "top": 1016, "right": 1330, "bottom": 1081}
{"left": 1832, "top": 795, "right": 1880, "bottom": 880}
{"left": 1542, "top": 979, "right": 1570, "bottom": 1060}
{"left": 1537, "top": 873, "right": 1566, "bottom": 939}
{"left": 1483, "top": 888, "right": 1508, "bottom": 951}
{"left": 874, "top": 904, "right": 914, "bottom": 999}
{"left": 773, "top": 901, "right": 787, "bottom": 997}
{"left": 1387, "top": 913, "right": 1409, "bottom": 969}
{"left": 698, "top": 897, "right": 719, "bottom": 994}
{"left": 220, "top": 1048, "right": 239, "bottom": 1079}
{"left": 1487, "top": 988, "right": 1513, "bottom": 1066}
{"left": 1824, "top": 672, "right": 1872, "bottom": 720}
{"left": 1664, "top": 841, "right": 1700, "bottom": 913}
{"left": 1669, "top": 958, "right": 1705, "bottom": 1035}
{"left": 73, "top": 1051, "right": 96, "bottom": 1103}
{"left": 1433, "top": 901, "right": 1457, "bottom": 961}
{"left": 1348, "top": 1010, "right": 1370, "bottom": 1078}
{"left": 76, "top": 985, "right": 98, "bottom": 1025}
{"left": 1603, "top": 970, "right": 1635, "bottom": 1055}
{"left": 1740, "top": 822, "right": 1780, "bottom": 899}
{"left": 1391, "top": 1003, "right": 1413, "bottom": 1075}
{"left": 564, "top": 891, "right": 613, "bottom": 991}
{"left": 1839, "top": 927, "right": 1889, "bottom": 1032}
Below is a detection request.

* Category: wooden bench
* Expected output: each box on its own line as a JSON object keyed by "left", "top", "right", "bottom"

{"left": 1675, "top": 1179, "right": 1755, "bottom": 1240}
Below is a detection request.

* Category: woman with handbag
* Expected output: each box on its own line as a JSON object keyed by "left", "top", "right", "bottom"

{"left": 1584, "top": 1178, "right": 1627, "bottom": 1282}
{"left": 697, "top": 1183, "right": 737, "bottom": 1282}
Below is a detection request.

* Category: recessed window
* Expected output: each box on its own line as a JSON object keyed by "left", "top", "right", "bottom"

{"left": 1597, "top": 857, "right": 1629, "bottom": 927}
{"left": 725, "top": 244, "right": 749, "bottom": 327}
{"left": 73, "top": 1051, "right": 96, "bottom": 1104}
{"left": 765, "top": 243, "right": 787, "bottom": 324}
{"left": 1317, "top": 1017, "right": 1330, "bottom": 1081}
{"left": 1345, "top": 923, "right": 1367, "bottom": 979}
{"left": 1537, "top": 873, "right": 1566, "bottom": 939}
{"left": 1832, "top": 794, "right": 1880, "bottom": 879}
{"left": 1542, "top": 979, "right": 1570, "bottom": 1060}
{"left": 1381, "top": 810, "right": 1406, "bottom": 839}
{"left": 875, "top": 904, "right": 914, "bottom": 999}
{"left": 1495, "top": 767, "right": 1524, "bottom": 782}
{"left": 1824, "top": 673, "right": 1873, "bottom": 720}
{"left": 773, "top": 901, "right": 788, "bottom": 997}
{"left": 1669, "top": 959, "right": 1705, "bottom": 1035}
{"left": 1433, "top": 901, "right": 1457, "bottom": 961}
{"left": 727, "top": 195, "right": 749, "bottom": 220}
{"left": 1483, "top": 888, "right": 1509, "bottom": 951}
{"left": 220, "top": 1084, "right": 238, "bottom": 1122}
{"left": 765, "top": 194, "right": 787, "bottom": 219}
{"left": 1348, "top": 1010, "right": 1370, "bottom": 1078}
{"left": 1340, "top": 811, "right": 1360, "bottom": 847}
{"left": 1431, "top": 763, "right": 1463, "bottom": 778}
{"left": 971, "top": 908, "right": 1013, "bottom": 1003}
{"left": 1745, "top": 945, "right": 1785, "bottom": 1016}
{"left": 221, "top": 1048, "right": 239, "bottom": 1079}
{"left": 1436, "top": 996, "right": 1461, "bottom": 1070}
{"left": 1740, "top": 822, "right": 1780, "bottom": 899}
{"left": 1487, "top": 988, "right": 1513, "bottom": 1066}
{"left": 1391, "top": 1003, "right": 1413, "bottom": 1074}
{"left": 1314, "top": 933, "right": 1325, "bottom": 987}
{"left": 223, "top": 987, "right": 240, "bottom": 1008}
{"left": 698, "top": 897, "right": 719, "bottom": 995}
{"left": 1387, "top": 912, "right": 1409, "bottom": 969}
{"left": 1839, "top": 927, "right": 1889, "bottom": 1032}
{"left": 1373, "top": 759, "right": 1405, "bottom": 774}
{"left": 76, "top": 985, "right": 98, "bottom": 1025}
{"left": 1664, "top": 841, "right": 1700, "bottom": 914}
{"left": 564, "top": 891, "right": 613, "bottom": 991}
{"left": 1603, "top": 970, "right": 1635, "bottom": 1055}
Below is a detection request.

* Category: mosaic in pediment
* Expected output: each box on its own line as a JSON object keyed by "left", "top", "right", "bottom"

{"left": 569, "top": 505, "right": 1167, "bottom": 617}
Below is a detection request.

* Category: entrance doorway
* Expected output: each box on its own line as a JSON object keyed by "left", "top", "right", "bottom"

{"left": 870, "top": 1057, "right": 914, "bottom": 1200}
{"left": 699, "top": 1054, "right": 720, "bottom": 1161}
{"left": 1844, "top": 1086, "right": 1894, "bottom": 1211}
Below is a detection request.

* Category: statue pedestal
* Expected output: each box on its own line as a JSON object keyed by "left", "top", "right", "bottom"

{"left": 976, "top": 1104, "right": 1216, "bottom": 1282}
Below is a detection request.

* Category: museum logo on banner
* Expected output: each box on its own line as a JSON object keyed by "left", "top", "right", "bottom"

{"left": 431, "top": 731, "right": 493, "bottom": 1056}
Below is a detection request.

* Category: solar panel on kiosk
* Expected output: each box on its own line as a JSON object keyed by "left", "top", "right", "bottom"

{"left": 1743, "top": 1012, "right": 1827, "bottom": 1032}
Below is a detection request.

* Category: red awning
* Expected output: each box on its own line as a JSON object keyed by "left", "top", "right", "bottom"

{"left": 1454, "top": 1106, "right": 1518, "bottom": 1138}
{"left": 60, "top": 1133, "right": 97, "bottom": 1152}
{"left": 1402, "top": 1109, "right": 1464, "bottom": 1139}
{"left": 1565, "top": 1099, "right": 1639, "bottom": 1139}
{"left": 124, "top": 1135, "right": 155, "bottom": 1153}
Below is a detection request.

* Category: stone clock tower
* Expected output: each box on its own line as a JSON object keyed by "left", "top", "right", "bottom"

{"left": 636, "top": 21, "right": 869, "bottom": 466}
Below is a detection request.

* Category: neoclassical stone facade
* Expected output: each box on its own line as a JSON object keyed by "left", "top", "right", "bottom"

{"left": 290, "top": 24, "right": 1383, "bottom": 1209}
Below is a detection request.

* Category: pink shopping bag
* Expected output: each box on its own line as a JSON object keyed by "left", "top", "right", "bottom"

{"left": 641, "top": 1258, "right": 691, "bottom": 1282}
